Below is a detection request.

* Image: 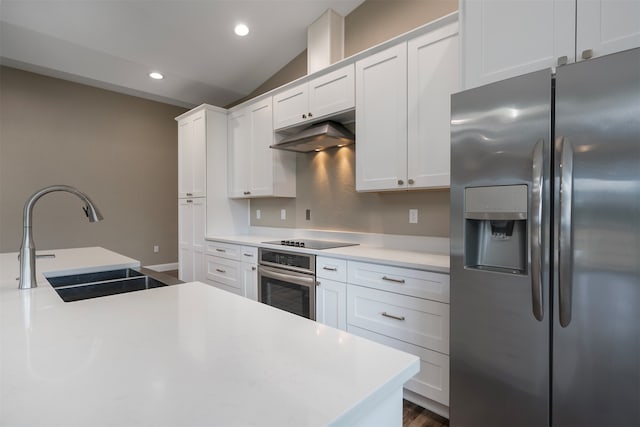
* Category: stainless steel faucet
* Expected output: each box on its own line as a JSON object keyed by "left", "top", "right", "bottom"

{"left": 19, "top": 185, "right": 103, "bottom": 289}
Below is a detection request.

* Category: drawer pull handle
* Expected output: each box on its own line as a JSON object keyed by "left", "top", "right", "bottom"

{"left": 215, "top": 268, "right": 226, "bottom": 273}
{"left": 381, "top": 312, "right": 405, "bottom": 321}
{"left": 382, "top": 276, "right": 405, "bottom": 284}
{"left": 322, "top": 266, "right": 338, "bottom": 271}
{"left": 243, "top": 253, "right": 254, "bottom": 257}
{"left": 215, "top": 248, "right": 226, "bottom": 253}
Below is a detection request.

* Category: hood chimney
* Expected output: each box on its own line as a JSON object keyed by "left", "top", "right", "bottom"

{"left": 307, "top": 9, "right": 344, "bottom": 74}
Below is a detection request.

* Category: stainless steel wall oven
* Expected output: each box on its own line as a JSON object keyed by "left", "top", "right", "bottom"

{"left": 258, "top": 248, "right": 316, "bottom": 320}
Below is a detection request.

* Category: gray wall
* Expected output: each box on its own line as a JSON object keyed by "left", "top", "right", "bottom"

{"left": 249, "top": 0, "right": 457, "bottom": 236}
{"left": 0, "top": 66, "right": 187, "bottom": 265}
{"left": 250, "top": 147, "right": 450, "bottom": 237}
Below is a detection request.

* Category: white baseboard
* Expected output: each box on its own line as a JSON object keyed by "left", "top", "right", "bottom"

{"left": 144, "top": 262, "right": 178, "bottom": 272}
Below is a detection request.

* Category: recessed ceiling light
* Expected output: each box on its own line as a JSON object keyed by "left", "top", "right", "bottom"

{"left": 235, "top": 23, "right": 249, "bottom": 36}
{"left": 149, "top": 72, "right": 164, "bottom": 80}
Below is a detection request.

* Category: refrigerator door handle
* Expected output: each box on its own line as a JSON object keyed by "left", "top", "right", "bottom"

{"left": 531, "top": 139, "right": 544, "bottom": 321}
{"left": 558, "top": 137, "right": 574, "bottom": 327}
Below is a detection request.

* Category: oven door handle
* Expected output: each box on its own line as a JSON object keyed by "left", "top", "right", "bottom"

{"left": 259, "top": 265, "right": 316, "bottom": 287}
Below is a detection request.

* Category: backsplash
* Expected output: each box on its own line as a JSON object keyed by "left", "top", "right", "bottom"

{"left": 250, "top": 146, "right": 450, "bottom": 237}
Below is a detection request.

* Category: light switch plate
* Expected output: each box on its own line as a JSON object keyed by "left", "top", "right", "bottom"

{"left": 409, "top": 209, "right": 418, "bottom": 224}
{"left": 256, "top": 209, "right": 261, "bottom": 219}
{"left": 281, "top": 209, "right": 286, "bottom": 220}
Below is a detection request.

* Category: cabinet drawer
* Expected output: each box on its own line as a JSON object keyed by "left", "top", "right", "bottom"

{"left": 347, "top": 284, "right": 449, "bottom": 354}
{"left": 316, "top": 256, "right": 347, "bottom": 282}
{"left": 240, "top": 246, "right": 258, "bottom": 263}
{"left": 347, "top": 260, "right": 449, "bottom": 303}
{"left": 348, "top": 324, "right": 449, "bottom": 406}
{"left": 205, "top": 241, "right": 241, "bottom": 260}
{"left": 204, "top": 255, "right": 241, "bottom": 289}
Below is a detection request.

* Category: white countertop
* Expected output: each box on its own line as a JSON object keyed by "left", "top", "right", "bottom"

{"left": 206, "top": 234, "right": 450, "bottom": 273}
{"left": 0, "top": 247, "right": 419, "bottom": 426}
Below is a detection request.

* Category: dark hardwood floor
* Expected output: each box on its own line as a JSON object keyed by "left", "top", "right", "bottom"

{"left": 403, "top": 400, "right": 449, "bottom": 427}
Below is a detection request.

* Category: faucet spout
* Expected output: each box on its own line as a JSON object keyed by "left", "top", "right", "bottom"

{"left": 19, "top": 185, "right": 103, "bottom": 289}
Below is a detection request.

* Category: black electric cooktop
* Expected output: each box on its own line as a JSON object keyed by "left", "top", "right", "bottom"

{"left": 262, "top": 239, "right": 359, "bottom": 250}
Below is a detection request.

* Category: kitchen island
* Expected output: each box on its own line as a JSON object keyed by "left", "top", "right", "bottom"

{"left": 0, "top": 247, "right": 419, "bottom": 426}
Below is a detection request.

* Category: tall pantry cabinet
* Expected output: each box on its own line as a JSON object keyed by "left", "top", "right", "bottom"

{"left": 176, "top": 105, "right": 247, "bottom": 282}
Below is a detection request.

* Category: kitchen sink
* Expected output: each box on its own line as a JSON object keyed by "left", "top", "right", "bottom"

{"left": 46, "top": 268, "right": 170, "bottom": 302}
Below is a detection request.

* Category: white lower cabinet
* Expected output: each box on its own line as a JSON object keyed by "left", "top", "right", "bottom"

{"left": 348, "top": 325, "right": 449, "bottom": 406}
{"left": 204, "top": 241, "right": 257, "bottom": 300}
{"left": 347, "top": 284, "right": 449, "bottom": 354}
{"left": 345, "top": 259, "right": 450, "bottom": 413}
{"left": 240, "top": 247, "right": 258, "bottom": 301}
{"left": 316, "top": 257, "right": 347, "bottom": 330}
{"left": 178, "top": 198, "right": 206, "bottom": 282}
{"left": 316, "top": 278, "right": 347, "bottom": 330}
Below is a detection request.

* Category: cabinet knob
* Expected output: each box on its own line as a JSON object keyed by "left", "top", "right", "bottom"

{"left": 308, "top": 112, "right": 313, "bottom": 117}
{"left": 302, "top": 114, "right": 307, "bottom": 119}
{"left": 557, "top": 56, "right": 568, "bottom": 66}
{"left": 581, "top": 49, "right": 593, "bottom": 60}
{"left": 397, "top": 179, "right": 404, "bottom": 185}
{"left": 243, "top": 191, "right": 251, "bottom": 195}
{"left": 316, "top": 280, "right": 321, "bottom": 286}
{"left": 252, "top": 266, "right": 256, "bottom": 271}
{"left": 186, "top": 199, "right": 193, "bottom": 203}
{"left": 408, "top": 179, "right": 415, "bottom": 185}
{"left": 186, "top": 192, "right": 193, "bottom": 196}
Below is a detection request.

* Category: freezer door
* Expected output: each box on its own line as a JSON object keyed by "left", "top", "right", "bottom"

{"left": 553, "top": 48, "right": 640, "bottom": 426}
{"left": 450, "top": 69, "right": 552, "bottom": 426}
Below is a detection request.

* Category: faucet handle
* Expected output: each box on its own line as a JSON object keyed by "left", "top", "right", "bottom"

{"left": 82, "top": 206, "right": 89, "bottom": 218}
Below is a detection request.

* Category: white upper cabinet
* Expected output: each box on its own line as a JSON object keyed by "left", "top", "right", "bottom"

{"left": 356, "top": 17, "right": 459, "bottom": 192}
{"left": 461, "top": 0, "right": 640, "bottom": 89}
{"left": 228, "top": 98, "right": 296, "bottom": 198}
{"left": 227, "top": 108, "right": 251, "bottom": 198}
{"left": 576, "top": 0, "right": 640, "bottom": 61}
{"left": 355, "top": 43, "right": 408, "bottom": 192}
{"left": 407, "top": 21, "right": 459, "bottom": 189}
{"left": 177, "top": 109, "right": 207, "bottom": 198}
{"left": 273, "top": 64, "right": 355, "bottom": 130}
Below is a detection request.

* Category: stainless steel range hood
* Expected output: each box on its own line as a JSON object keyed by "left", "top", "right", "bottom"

{"left": 270, "top": 121, "right": 355, "bottom": 153}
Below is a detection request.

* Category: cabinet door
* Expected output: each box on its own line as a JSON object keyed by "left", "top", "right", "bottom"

{"left": 273, "top": 83, "right": 308, "bottom": 129}
{"left": 355, "top": 43, "right": 408, "bottom": 192}
{"left": 407, "top": 22, "right": 460, "bottom": 189}
{"left": 191, "top": 112, "right": 207, "bottom": 198}
{"left": 178, "top": 118, "right": 193, "bottom": 198}
{"left": 316, "top": 278, "right": 347, "bottom": 330}
{"left": 461, "top": 0, "right": 575, "bottom": 89}
{"left": 178, "top": 199, "right": 194, "bottom": 281}
{"left": 178, "top": 111, "right": 206, "bottom": 198}
{"left": 241, "top": 262, "right": 258, "bottom": 301}
{"left": 178, "top": 198, "right": 206, "bottom": 282}
{"left": 192, "top": 198, "right": 206, "bottom": 281}
{"left": 576, "top": 0, "right": 640, "bottom": 61}
{"left": 248, "top": 99, "right": 275, "bottom": 196}
{"left": 227, "top": 108, "right": 250, "bottom": 198}
{"left": 308, "top": 64, "right": 355, "bottom": 119}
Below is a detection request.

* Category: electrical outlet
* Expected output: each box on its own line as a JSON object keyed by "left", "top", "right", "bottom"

{"left": 153, "top": 245, "right": 159, "bottom": 253}
{"left": 281, "top": 209, "right": 286, "bottom": 220}
{"left": 409, "top": 209, "right": 418, "bottom": 224}
{"left": 256, "top": 209, "right": 261, "bottom": 219}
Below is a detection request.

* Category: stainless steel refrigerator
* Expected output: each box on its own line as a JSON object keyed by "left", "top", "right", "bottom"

{"left": 450, "top": 47, "right": 639, "bottom": 427}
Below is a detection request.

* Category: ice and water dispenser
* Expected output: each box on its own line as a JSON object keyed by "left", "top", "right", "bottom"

{"left": 464, "top": 185, "right": 528, "bottom": 275}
